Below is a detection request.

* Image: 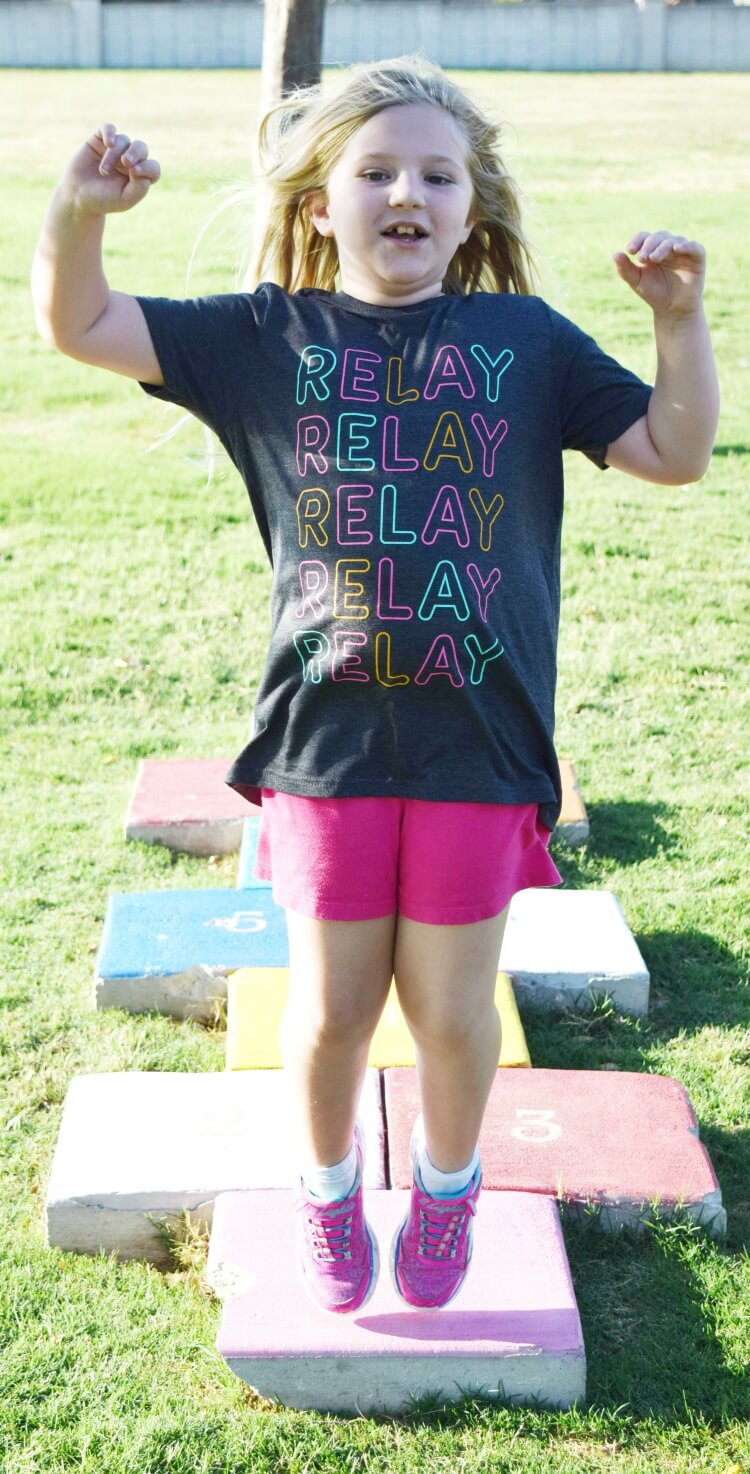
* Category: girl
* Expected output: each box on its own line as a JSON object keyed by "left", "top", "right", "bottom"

{"left": 32, "top": 55, "right": 718, "bottom": 1318}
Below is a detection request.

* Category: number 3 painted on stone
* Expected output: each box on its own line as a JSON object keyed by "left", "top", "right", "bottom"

{"left": 511, "top": 1108, "right": 562, "bottom": 1142}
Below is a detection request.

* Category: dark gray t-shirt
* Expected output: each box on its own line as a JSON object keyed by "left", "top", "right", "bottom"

{"left": 137, "top": 284, "right": 651, "bottom": 828}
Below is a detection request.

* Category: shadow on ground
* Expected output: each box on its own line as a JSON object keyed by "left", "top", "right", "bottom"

{"left": 555, "top": 798, "right": 682, "bottom": 872}
{"left": 564, "top": 1214, "right": 750, "bottom": 1423}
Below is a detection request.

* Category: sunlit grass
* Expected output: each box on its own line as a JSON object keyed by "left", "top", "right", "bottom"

{"left": 1, "top": 68, "right": 749, "bottom": 1472}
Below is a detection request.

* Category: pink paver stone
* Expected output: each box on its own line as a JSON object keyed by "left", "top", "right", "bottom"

{"left": 125, "top": 759, "right": 257, "bottom": 855}
{"left": 208, "top": 1188, "right": 585, "bottom": 1413}
{"left": 384, "top": 1068, "right": 725, "bottom": 1236}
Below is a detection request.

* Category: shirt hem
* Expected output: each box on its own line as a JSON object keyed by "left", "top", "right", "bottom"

{"left": 226, "top": 765, "right": 559, "bottom": 811}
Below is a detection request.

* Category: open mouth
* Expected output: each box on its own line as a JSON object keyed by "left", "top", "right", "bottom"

{"left": 382, "top": 225, "right": 428, "bottom": 241}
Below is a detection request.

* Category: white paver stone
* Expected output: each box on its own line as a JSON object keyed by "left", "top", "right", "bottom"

{"left": 499, "top": 889, "right": 649, "bottom": 1015}
{"left": 45, "top": 1070, "right": 385, "bottom": 1264}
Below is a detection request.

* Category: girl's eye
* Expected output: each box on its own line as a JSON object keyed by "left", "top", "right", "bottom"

{"left": 361, "top": 170, "right": 453, "bottom": 185}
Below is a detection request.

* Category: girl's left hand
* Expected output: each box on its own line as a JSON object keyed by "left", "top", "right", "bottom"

{"left": 613, "top": 231, "right": 706, "bottom": 320}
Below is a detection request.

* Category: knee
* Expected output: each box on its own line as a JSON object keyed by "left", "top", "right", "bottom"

{"left": 283, "top": 992, "right": 383, "bottom": 1050}
{"left": 402, "top": 997, "right": 500, "bottom": 1052}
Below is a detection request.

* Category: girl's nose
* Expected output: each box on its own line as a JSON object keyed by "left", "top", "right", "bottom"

{"left": 388, "top": 171, "right": 425, "bottom": 207}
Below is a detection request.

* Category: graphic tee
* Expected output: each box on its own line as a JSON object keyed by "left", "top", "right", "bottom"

{"left": 137, "top": 284, "right": 652, "bottom": 828}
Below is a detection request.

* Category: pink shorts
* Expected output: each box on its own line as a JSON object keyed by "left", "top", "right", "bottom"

{"left": 254, "top": 790, "right": 562, "bottom": 925}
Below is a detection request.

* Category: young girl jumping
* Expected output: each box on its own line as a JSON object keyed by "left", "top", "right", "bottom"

{"left": 32, "top": 55, "right": 718, "bottom": 1318}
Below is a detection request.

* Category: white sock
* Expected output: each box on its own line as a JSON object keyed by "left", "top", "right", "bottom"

{"left": 303, "top": 1141, "right": 358, "bottom": 1203}
{"left": 417, "top": 1144, "right": 480, "bottom": 1197}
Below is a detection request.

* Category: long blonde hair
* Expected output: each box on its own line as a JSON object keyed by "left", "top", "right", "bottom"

{"left": 165, "top": 56, "right": 536, "bottom": 473}
{"left": 245, "top": 53, "right": 536, "bottom": 297}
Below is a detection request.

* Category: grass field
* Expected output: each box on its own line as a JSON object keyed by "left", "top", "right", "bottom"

{"left": 1, "top": 67, "right": 750, "bottom": 1472}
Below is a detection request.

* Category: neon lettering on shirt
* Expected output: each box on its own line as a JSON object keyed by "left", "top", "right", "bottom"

{"left": 293, "top": 630, "right": 331, "bottom": 683}
{"left": 468, "top": 488, "right": 505, "bottom": 553}
{"left": 375, "top": 631, "right": 410, "bottom": 687}
{"left": 295, "top": 560, "right": 329, "bottom": 619}
{"left": 424, "top": 345, "right": 476, "bottom": 401}
{"left": 340, "top": 348, "right": 382, "bottom": 401}
{"left": 336, "top": 485, "right": 374, "bottom": 546}
{"left": 337, "top": 413, "right": 377, "bottom": 471}
{"left": 423, "top": 412, "right": 473, "bottom": 474}
{"left": 296, "top": 415, "right": 331, "bottom": 476}
{"left": 377, "top": 557, "right": 413, "bottom": 621}
{"left": 414, "top": 634, "right": 465, "bottom": 687}
{"left": 333, "top": 559, "right": 370, "bottom": 619}
{"left": 470, "top": 345, "right": 514, "bottom": 402}
{"left": 386, "top": 357, "right": 420, "bottom": 405}
{"left": 466, "top": 563, "right": 501, "bottom": 623}
{"left": 297, "top": 345, "right": 337, "bottom": 405}
{"left": 418, "top": 561, "right": 471, "bottom": 623}
{"left": 380, "top": 485, "right": 417, "bottom": 545}
{"left": 470, "top": 415, "right": 508, "bottom": 478}
{"left": 464, "top": 634, "right": 504, "bottom": 685}
{"left": 332, "top": 630, "right": 370, "bottom": 682}
{"left": 421, "top": 485, "right": 471, "bottom": 548}
{"left": 382, "top": 415, "right": 419, "bottom": 473}
{"left": 296, "top": 488, "right": 331, "bottom": 548}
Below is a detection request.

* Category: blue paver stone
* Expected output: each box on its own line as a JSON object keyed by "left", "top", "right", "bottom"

{"left": 94, "top": 888, "right": 289, "bottom": 1019}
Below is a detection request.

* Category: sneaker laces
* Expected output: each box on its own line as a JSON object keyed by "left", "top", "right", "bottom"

{"left": 302, "top": 1199, "right": 355, "bottom": 1263}
{"left": 417, "top": 1193, "right": 477, "bottom": 1261}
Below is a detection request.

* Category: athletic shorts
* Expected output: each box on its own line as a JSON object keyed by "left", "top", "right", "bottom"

{"left": 253, "top": 790, "right": 563, "bottom": 925}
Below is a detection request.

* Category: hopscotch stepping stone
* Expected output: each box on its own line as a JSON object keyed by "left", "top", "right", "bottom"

{"left": 208, "top": 1188, "right": 585, "bottom": 1414}
{"left": 226, "top": 970, "right": 531, "bottom": 1071}
{"left": 94, "top": 889, "right": 288, "bottom": 1019}
{"left": 125, "top": 759, "right": 256, "bottom": 855}
{"left": 235, "top": 817, "right": 270, "bottom": 890}
{"left": 499, "top": 889, "right": 650, "bottom": 1015}
{"left": 384, "top": 1067, "right": 726, "bottom": 1237}
{"left": 45, "top": 1069, "right": 385, "bottom": 1265}
{"left": 556, "top": 759, "right": 589, "bottom": 846}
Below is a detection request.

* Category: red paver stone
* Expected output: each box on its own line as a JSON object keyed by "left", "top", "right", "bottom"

{"left": 125, "top": 758, "right": 257, "bottom": 854}
{"left": 384, "top": 1068, "right": 725, "bottom": 1236}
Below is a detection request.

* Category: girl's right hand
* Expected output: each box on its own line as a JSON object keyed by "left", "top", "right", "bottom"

{"left": 63, "top": 124, "right": 161, "bottom": 217}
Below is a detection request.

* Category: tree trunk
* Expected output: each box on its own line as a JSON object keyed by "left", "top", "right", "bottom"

{"left": 260, "top": 0, "right": 327, "bottom": 115}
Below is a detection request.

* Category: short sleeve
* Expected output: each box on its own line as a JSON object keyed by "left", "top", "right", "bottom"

{"left": 548, "top": 306, "right": 653, "bottom": 470}
{"left": 135, "top": 286, "right": 273, "bottom": 438}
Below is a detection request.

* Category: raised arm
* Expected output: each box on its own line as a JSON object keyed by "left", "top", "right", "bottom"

{"left": 31, "top": 124, "right": 163, "bottom": 385}
{"left": 605, "top": 231, "right": 719, "bottom": 485}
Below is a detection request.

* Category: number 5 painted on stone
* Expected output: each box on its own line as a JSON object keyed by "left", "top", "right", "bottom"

{"left": 511, "top": 1108, "right": 562, "bottom": 1142}
{"left": 204, "top": 911, "right": 268, "bottom": 934}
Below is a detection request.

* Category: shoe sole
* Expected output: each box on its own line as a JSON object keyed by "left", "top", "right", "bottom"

{"left": 389, "top": 1211, "right": 474, "bottom": 1311}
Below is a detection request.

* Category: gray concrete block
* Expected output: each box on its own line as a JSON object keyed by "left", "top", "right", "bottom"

{"left": 499, "top": 889, "right": 650, "bottom": 1015}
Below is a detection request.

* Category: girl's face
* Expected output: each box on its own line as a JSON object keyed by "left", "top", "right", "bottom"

{"left": 308, "top": 102, "right": 476, "bottom": 306}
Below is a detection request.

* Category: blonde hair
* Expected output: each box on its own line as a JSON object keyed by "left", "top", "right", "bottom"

{"left": 245, "top": 53, "right": 536, "bottom": 297}
{"left": 160, "top": 55, "right": 536, "bottom": 473}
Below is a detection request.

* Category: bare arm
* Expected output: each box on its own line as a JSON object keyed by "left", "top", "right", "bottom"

{"left": 31, "top": 125, "right": 163, "bottom": 385}
{"left": 604, "top": 232, "right": 719, "bottom": 485}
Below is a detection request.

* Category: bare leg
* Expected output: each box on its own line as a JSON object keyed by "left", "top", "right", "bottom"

{"left": 281, "top": 911, "right": 396, "bottom": 1169}
{"left": 393, "top": 909, "right": 509, "bottom": 1172}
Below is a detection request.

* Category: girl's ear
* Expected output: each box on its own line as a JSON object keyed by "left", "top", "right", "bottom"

{"left": 305, "top": 189, "right": 334, "bottom": 238}
{"left": 459, "top": 212, "right": 477, "bottom": 245}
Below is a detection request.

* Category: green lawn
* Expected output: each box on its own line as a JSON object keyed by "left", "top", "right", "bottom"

{"left": 1, "top": 69, "right": 749, "bottom": 1472}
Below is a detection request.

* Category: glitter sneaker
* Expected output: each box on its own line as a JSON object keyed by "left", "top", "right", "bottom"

{"left": 294, "top": 1122, "right": 379, "bottom": 1315}
{"left": 390, "top": 1121, "right": 482, "bottom": 1309}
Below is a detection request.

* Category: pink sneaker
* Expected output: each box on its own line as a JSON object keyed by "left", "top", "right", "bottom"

{"left": 294, "top": 1123, "right": 379, "bottom": 1315}
{"left": 391, "top": 1125, "right": 482, "bottom": 1309}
